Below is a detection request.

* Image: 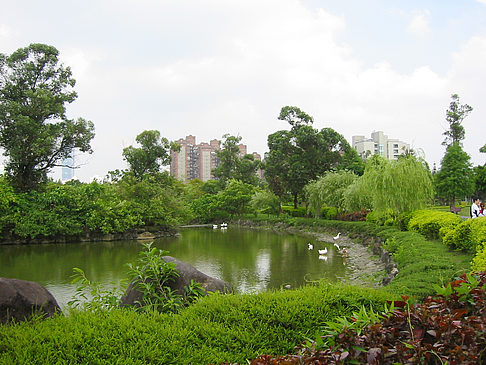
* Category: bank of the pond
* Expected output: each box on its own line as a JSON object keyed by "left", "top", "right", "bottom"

{"left": 0, "top": 225, "right": 178, "bottom": 245}
{"left": 235, "top": 216, "right": 474, "bottom": 300}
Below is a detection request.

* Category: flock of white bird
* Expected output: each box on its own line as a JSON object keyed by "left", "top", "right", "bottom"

{"left": 213, "top": 222, "right": 228, "bottom": 230}
{"left": 308, "top": 232, "right": 347, "bottom": 261}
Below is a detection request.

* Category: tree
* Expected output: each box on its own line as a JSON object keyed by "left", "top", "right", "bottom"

{"left": 122, "top": 130, "right": 179, "bottom": 180}
{"left": 304, "top": 171, "right": 358, "bottom": 217}
{"left": 264, "top": 106, "right": 360, "bottom": 207}
{"left": 434, "top": 144, "right": 474, "bottom": 208}
{"left": 212, "top": 134, "right": 260, "bottom": 185}
{"left": 0, "top": 44, "right": 95, "bottom": 191}
{"left": 363, "top": 155, "right": 434, "bottom": 218}
{"left": 442, "top": 94, "right": 472, "bottom": 146}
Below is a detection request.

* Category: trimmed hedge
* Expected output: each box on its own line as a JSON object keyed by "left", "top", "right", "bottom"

{"left": 407, "top": 209, "right": 462, "bottom": 240}
{"left": 442, "top": 216, "right": 486, "bottom": 252}
{"left": 0, "top": 284, "right": 392, "bottom": 364}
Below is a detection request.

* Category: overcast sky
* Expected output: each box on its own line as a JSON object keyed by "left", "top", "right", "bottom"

{"left": 1, "top": 0, "right": 485, "bottom": 181}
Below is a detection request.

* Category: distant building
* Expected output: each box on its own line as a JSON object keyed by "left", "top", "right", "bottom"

{"left": 61, "top": 153, "right": 75, "bottom": 181}
{"left": 352, "top": 131, "right": 410, "bottom": 160}
{"left": 170, "top": 135, "right": 262, "bottom": 182}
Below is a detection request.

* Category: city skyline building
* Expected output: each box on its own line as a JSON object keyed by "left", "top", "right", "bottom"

{"left": 352, "top": 131, "right": 410, "bottom": 160}
{"left": 170, "top": 135, "right": 262, "bottom": 182}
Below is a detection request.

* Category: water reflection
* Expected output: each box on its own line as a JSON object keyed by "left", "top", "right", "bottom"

{"left": 0, "top": 227, "right": 348, "bottom": 307}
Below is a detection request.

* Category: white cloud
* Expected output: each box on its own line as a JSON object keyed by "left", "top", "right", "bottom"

{"left": 407, "top": 10, "right": 431, "bottom": 37}
{"left": 476, "top": 0, "right": 486, "bottom": 5}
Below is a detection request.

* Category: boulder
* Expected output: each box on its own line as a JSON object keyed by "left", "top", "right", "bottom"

{"left": 0, "top": 277, "right": 61, "bottom": 324}
{"left": 120, "top": 256, "right": 232, "bottom": 308}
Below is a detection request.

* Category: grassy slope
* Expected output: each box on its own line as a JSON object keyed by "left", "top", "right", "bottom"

{"left": 0, "top": 284, "right": 392, "bottom": 364}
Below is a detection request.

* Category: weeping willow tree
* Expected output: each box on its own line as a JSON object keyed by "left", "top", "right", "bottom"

{"left": 363, "top": 155, "right": 434, "bottom": 216}
{"left": 304, "top": 170, "right": 358, "bottom": 217}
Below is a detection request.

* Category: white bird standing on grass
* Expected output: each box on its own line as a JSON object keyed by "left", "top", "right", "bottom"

{"left": 333, "top": 242, "right": 340, "bottom": 251}
{"left": 308, "top": 243, "right": 313, "bottom": 250}
{"left": 333, "top": 232, "right": 341, "bottom": 240}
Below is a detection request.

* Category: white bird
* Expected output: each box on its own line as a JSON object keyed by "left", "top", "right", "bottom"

{"left": 333, "top": 232, "right": 341, "bottom": 240}
{"left": 318, "top": 255, "right": 328, "bottom": 261}
{"left": 221, "top": 222, "right": 228, "bottom": 227}
{"left": 212, "top": 225, "right": 218, "bottom": 229}
{"left": 333, "top": 242, "right": 340, "bottom": 251}
{"left": 308, "top": 243, "right": 313, "bottom": 250}
{"left": 318, "top": 248, "right": 328, "bottom": 255}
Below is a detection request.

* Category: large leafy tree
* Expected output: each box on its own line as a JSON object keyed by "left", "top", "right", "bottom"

{"left": 435, "top": 94, "right": 475, "bottom": 207}
{"left": 212, "top": 134, "right": 260, "bottom": 186}
{"left": 264, "top": 106, "right": 362, "bottom": 207}
{"left": 0, "top": 43, "right": 95, "bottom": 191}
{"left": 434, "top": 144, "right": 474, "bottom": 208}
{"left": 122, "top": 130, "right": 179, "bottom": 180}
{"left": 361, "top": 155, "right": 433, "bottom": 224}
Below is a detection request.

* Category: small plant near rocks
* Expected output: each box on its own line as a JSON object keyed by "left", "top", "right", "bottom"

{"left": 69, "top": 242, "right": 205, "bottom": 313}
{"left": 250, "top": 271, "right": 486, "bottom": 364}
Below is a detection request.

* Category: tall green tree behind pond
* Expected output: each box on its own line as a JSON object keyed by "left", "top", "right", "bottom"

{"left": 122, "top": 130, "right": 179, "bottom": 180}
{"left": 264, "top": 106, "right": 363, "bottom": 208}
{"left": 212, "top": 134, "right": 261, "bottom": 186}
{"left": 435, "top": 94, "right": 474, "bottom": 207}
{"left": 0, "top": 44, "right": 94, "bottom": 192}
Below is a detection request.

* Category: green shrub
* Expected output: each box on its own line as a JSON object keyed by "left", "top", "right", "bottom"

{"left": 281, "top": 205, "right": 307, "bottom": 217}
{"left": 407, "top": 209, "right": 462, "bottom": 240}
{"left": 443, "top": 217, "right": 486, "bottom": 252}
{"left": 320, "top": 206, "right": 338, "bottom": 220}
{"left": 0, "top": 284, "right": 392, "bottom": 364}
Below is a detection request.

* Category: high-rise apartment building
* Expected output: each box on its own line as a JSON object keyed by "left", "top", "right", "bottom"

{"left": 352, "top": 131, "right": 410, "bottom": 160}
{"left": 170, "top": 135, "right": 262, "bottom": 182}
{"left": 170, "top": 135, "right": 220, "bottom": 182}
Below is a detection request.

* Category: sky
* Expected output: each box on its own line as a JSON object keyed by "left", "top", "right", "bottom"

{"left": 1, "top": 0, "right": 485, "bottom": 181}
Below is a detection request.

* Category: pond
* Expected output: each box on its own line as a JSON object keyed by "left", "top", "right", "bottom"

{"left": 0, "top": 226, "right": 350, "bottom": 308}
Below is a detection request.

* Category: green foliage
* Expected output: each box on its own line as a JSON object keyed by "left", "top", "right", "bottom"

{"left": 361, "top": 155, "right": 434, "bottom": 222}
{"left": 473, "top": 164, "right": 486, "bottom": 198}
{"left": 0, "top": 283, "right": 392, "bottom": 364}
{"left": 472, "top": 244, "right": 486, "bottom": 271}
{"left": 0, "top": 173, "right": 189, "bottom": 239}
{"left": 190, "top": 179, "right": 256, "bottom": 222}
{"left": 265, "top": 106, "right": 360, "bottom": 207}
{"left": 250, "top": 190, "right": 281, "bottom": 216}
{"left": 343, "top": 176, "right": 374, "bottom": 213}
{"left": 442, "top": 93, "right": 473, "bottom": 146}
{"left": 0, "top": 43, "right": 95, "bottom": 192}
{"left": 126, "top": 242, "right": 205, "bottom": 313}
{"left": 281, "top": 205, "right": 307, "bottom": 217}
{"left": 434, "top": 143, "right": 474, "bottom": 206}
{"left": 304, "top": 170, "right": 358, "bottom": 217}
{"left": 122, "top": 130, "right": 179, "bottom": 180}
{"left": 320, "top": 206, "right": 338, "bottom": 220}
{"left": 407, "top": 209, "right": 462, "bottom": 240}
{"left": 442, "top": 216, "right": 486, "bottom": 252}
{"left": 68, "top": 267, "right": 125, "bottom": 312}
{"left": 212, "top": 134, "right": 260, "bottom": 186}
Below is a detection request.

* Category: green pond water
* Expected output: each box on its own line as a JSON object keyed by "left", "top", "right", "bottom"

{"left": 0, "top": 227, "right": 348, "bottom": 308}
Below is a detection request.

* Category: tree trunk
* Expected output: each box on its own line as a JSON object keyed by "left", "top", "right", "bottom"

{"left": 293, "top": 193, "right": 298, "bottom": 209}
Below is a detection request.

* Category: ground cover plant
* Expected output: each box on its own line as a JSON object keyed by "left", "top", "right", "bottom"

{"left": 0, "top": 283, "right": 392, "bottom": 364}
{"left": 249, "top": 271, "right": 486, "bottom": 364}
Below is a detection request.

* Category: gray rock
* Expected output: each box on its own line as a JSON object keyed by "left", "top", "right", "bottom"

{"left": 120, "top": 256, "right": 232, "bottom": 308}
{"left": 0, "top": 277, "right": 61, "bottom": 324}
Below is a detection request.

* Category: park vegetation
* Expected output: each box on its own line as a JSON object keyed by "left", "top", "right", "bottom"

{"left": 1, "top": 44, "right": 486, "bottom": 363}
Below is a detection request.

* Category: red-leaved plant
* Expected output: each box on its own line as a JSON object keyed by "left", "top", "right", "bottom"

{"left": 249, "top": 272, "right": 486, "bottom": 364}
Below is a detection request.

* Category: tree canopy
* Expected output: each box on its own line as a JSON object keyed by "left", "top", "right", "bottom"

{"left": 212, "top": 134, "right": 260, "bottom": 186}
{"left": 264, "top": 106, "right": 363, "bottom": 207}
{"left": 122, "top": 130, "right": 179, "bottom": 180}
{"left": 0, "top": 43, "right": 95, "bottom": 191}
{"left": 434, "top": 143, "right": 474, "bottom": 207}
